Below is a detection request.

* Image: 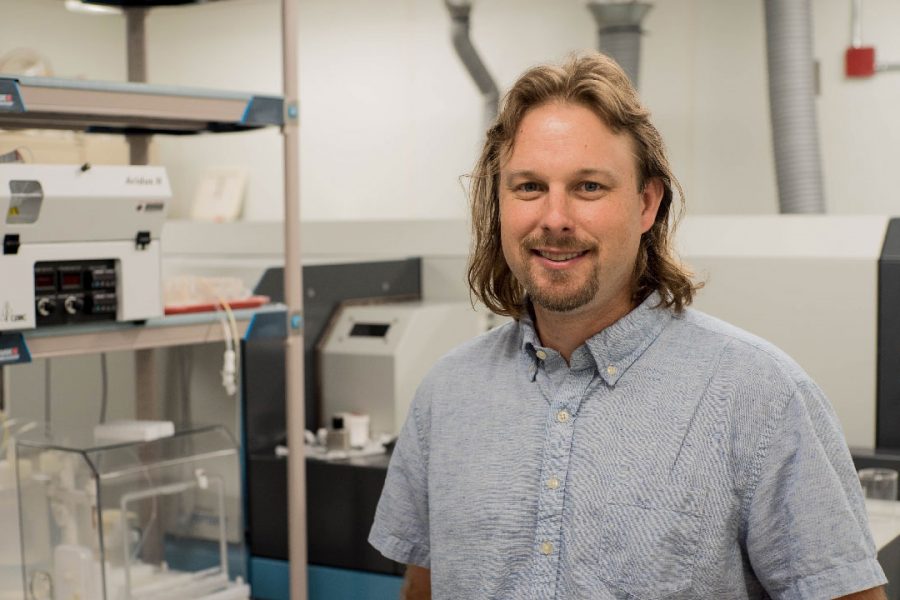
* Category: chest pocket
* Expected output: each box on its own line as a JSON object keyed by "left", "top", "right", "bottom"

{"left": 597, "top": 482, "right": 705, "bottom": 599}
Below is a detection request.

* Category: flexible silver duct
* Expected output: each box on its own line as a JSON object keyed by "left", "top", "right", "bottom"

{"left": 445, "top": 0, "right": 499, "bottom": 129}
{"left": 764, "top": 0, "right": 825, "bottom": 213}
{"left": 587, "top": 2, "right": 652, "bottom": 89}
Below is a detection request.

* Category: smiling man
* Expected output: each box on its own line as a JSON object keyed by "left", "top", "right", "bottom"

{"left": 369, "top": 53, "right": 887, "bottom": 600}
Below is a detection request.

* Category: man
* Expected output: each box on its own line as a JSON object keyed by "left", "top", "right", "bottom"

{"left": 369, "top": 53, "right": 887, "bottom": 599}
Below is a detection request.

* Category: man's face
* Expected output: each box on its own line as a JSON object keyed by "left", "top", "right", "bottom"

{"left": 499, "top": 101, "right": 662, "bottom": 318}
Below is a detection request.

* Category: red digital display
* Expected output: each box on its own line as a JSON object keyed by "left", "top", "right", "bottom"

{"left": 35, "top": 273, "right": 54, "bottom": 288}
{"left": 62, "top": 273, "right": 81, "bottom": 287}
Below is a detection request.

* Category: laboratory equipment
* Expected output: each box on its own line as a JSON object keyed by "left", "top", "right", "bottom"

{"left": 860, "top": 468, "right": 899, "bottom": 501}
{"left": 0, "top": 420, "right": 43, "bottom": 600}
{"left": 0, "top": 164, "right": 168, "bottom": 332}
{"left": 243, "top": 260, "right": 422, "bottom": 582}
{"left": 319, "top": 301, "right": 491, "bottom": 438}
{"left": 15, "top": 423, "right": 249, "bottom": 600}
{"left": 677, "top": 215, "right": 891, "bottom": 451}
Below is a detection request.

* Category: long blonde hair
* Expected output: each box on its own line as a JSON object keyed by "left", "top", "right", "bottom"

{"left": 467, "top": 52, "right": 700, "bottom": 319}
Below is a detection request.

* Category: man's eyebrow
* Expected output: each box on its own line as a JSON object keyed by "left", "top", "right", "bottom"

{"left": 503, "top": 168, "right": 620, "bottom": 184}
{"left": 503, "top": 170, "right": 541, "bottom": 185}
{"left": 573, "top": 168, "right": 619, "bottom": 182}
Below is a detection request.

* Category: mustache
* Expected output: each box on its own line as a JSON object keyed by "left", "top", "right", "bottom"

{"left": 521, "top": 233, "right": 594, "bottom": 251}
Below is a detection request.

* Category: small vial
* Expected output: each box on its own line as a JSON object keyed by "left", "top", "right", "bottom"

{"left": 326, "top": 416, "right": 350, "bottom": 451}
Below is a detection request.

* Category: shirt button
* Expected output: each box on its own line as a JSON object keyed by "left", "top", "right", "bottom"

{"left": 536, "top": 350, "right": 547, "bottom": 360}
{"left": 540, "top": 541, "right": 553, "bottom": 555}
{"left": 556, "top": 410, "right": 570, "bottom": 423}
{"left": 547, "top": 477, "right": 560, "bottom": 490}
{"left": 606, "top": 365, "right": 617, "bottom": 376}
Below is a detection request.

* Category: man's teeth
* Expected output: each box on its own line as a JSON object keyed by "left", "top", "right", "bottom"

{"left": 538, "top": 251, "right": 581, "bottom": 262}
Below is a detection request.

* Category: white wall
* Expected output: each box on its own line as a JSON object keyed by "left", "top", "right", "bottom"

{"left": 4, "top": 0, "right": 900, "bottom": 219}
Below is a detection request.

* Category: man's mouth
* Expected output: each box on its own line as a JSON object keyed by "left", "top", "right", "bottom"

{"left": 532, "top": 249, "right": 589, "bottom": 262}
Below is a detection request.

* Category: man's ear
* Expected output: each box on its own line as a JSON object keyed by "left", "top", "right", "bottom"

{"left": 640, "top": 177, "right": 664, "bottom": 233}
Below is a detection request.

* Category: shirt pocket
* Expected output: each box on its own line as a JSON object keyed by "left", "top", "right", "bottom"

{"left": 596, "top": 482, "right": 705, "bottom": 599}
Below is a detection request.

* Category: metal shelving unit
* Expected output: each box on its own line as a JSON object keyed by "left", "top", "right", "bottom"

{"left": 22, "top": 304, "right": 285, "bottom": 359}
{"left": 1, "top": 1, "right": 307, "bottom": 598}
{"left": 0, "top": 76, "right": 283, "bottom": 134}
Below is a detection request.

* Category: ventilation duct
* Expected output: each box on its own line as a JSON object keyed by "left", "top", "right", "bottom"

{"left": 445, "top": 0, "right": 499, "bottom": 129}
{"left": 586, "top": 2, "right": 652, "bottom": 89}
{"left": 764, "top": 0, "right": 825, "bottom": 213}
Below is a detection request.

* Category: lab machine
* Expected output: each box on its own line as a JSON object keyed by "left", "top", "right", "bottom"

{"left": 14, "top": 423, "right": 248, "bottom": 600}
{"left": 676, "top": 215, "right": 900, "bottom": 452}
{"left": 319, "top": 301, "right": 492, "bottom": 438}
{"left": 0, "top": 164, "right": 168, "bottom": 332}
{"left": 244, "top": 261, "right": 505, "bottom": 598}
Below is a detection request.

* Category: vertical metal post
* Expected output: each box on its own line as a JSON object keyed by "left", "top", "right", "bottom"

{"left": 125, "top": 6, "right": 156, "bottom": 418}
{"left": 126, "top": 7, "right": 151, "bottom": 166}
{"left": 125, "top": 6, "right": 162, "bottom": 567}
{"left": 281, "top": 1, "right": 308, "bottom": 599}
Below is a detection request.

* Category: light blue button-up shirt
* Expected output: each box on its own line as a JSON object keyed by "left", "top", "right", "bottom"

{"left": 369, "top": 294, "right": 886, "bottom": 599}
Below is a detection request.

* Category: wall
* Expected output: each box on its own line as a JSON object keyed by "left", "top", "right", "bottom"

{"left": 4, "top": 0, "right": 900, "bottom": 442}
{"left": 6, "top": 0, "right": 900, "bottom": 221}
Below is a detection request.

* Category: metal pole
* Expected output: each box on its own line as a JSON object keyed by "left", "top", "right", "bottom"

{"left": 281, "top": 1, "right": 307, "bottom": 599}
{"left": 126, "top": 6, "right": 155, "bottom": 421}
{"left": 126, "top": 7, "right": 151, "bottom": 165}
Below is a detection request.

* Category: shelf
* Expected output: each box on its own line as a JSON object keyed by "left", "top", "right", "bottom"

{"left": 85, "top": 1, "right": 226, "bottom": 6}
{"left": 22, "top": 303, "right": 285, "bottom": 359}
{"left": 0, "top": 76, "right": 283, "bottom": 135}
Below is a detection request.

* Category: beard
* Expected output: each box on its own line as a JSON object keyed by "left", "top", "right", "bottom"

{"left": 517, "top": 233, "right": 600, "bottom": 313}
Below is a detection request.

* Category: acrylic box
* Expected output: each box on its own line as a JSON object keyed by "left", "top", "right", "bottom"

{"left": 15, "top": 424, "right": 249, "bottom": 600}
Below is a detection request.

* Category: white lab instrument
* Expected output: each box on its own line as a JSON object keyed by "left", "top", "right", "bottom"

{"left": 678, "top": 215, "right": 887, "bottom": 450}
{"left": 0, "top": 164, "right": 168, "bottom": 332}
{"left": 320, "top": 301, "right": 496, "bottom": 438}
{"left": 15, "top": 424, "right": 249, "bottom": 600}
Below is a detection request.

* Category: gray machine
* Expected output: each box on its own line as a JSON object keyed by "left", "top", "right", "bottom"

{"left": 677, "top": 215, "right": 893, "bottom": 451}
{"left": 320, "top": 301, "right": 497, "bottom": 437}
{"left": 0, "top": 164, "right": 168, "bottom": 332}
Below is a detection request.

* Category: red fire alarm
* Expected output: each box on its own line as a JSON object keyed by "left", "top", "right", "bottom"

{"left": 846, "top": 46, "right": 876, "bottom": 77}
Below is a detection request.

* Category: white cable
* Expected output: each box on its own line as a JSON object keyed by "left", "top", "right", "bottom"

{"left": 221, "top": 299, "right": 240, "bottom": 396}
{"left": 216, "top": 302, "right": 236, "bottom": 396}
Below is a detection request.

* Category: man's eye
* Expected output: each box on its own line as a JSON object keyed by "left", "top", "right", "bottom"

{"left": 580, "top": 181, "right": 604, "bottom": 193}
{"left": 518, "top": 182, "right": 541, "bottom": 193}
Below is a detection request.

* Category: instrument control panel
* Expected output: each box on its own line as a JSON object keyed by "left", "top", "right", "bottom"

{"left": 34, "top": 260, "right": 118, "bottom": 326}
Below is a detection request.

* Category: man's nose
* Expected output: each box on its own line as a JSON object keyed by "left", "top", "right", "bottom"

{"left": 540, "top": 186, "right": 574, "bottom": 233}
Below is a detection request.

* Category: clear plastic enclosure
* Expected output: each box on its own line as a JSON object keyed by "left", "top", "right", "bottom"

{"left": 15, "top": 424, "right": 249, "bottom": 600}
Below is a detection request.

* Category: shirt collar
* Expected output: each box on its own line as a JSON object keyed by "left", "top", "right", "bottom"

{"left": 518, "top": 292, "right": 672, "bottom": 385}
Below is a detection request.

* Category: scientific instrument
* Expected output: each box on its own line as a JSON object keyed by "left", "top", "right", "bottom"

{"left": 0, "top": 164, "right": 168, "bottom": 332}
{"left": 15, "top": 423, "right": 249, "bottom": 600}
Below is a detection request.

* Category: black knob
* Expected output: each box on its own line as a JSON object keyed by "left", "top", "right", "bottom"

{"left": 36, "top": 297, "right": 55, "bottom": 317}
{"left": 64, "top": 296, "right": 84, "bottom": 315}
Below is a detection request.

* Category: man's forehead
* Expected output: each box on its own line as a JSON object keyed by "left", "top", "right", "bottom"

{"left": 499, "top": 133, "right": 639, "bottom": 183}
{"left": 500, "top": 102, "right": 635, "bottom": 161}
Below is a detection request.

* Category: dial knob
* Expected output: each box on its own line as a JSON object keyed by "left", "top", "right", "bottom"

{"left": 36, "top": 297, "right": 55, "bottom": 317}
{"left": 63, "top": 295, "right": 84, "bottom": 315}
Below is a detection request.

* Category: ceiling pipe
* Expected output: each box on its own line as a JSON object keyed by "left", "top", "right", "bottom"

{"left": 586, "top": 1, "right": 652, "bottom": 89}
{"left": 444, "top": 0, "right": 499, "bottom": 129}
{"left": 764, "top": 0, "right": 826, "bottom": 213}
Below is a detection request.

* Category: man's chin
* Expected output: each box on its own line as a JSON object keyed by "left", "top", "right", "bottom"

{"left": 529, "top": 290, "right": 596, "bottom": 314}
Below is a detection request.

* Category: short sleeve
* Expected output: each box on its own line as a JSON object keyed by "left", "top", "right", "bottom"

{"left": 368, "top": 389, "right": 432, "bottom": 568}
{"left": 744, "top": 382, "right": 887, "bottom": 599}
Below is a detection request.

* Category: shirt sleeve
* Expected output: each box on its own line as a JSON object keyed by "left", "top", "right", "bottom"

{"left": 368, "top": 387, "right": 432, "bottom": 568}
{"left": 744, "top": 381, "right": 887, "bottom": 600}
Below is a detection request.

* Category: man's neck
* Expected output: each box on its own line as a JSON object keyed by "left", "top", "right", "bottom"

{"left": 532, "top": 296, "right": 636, "bottom": 363}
